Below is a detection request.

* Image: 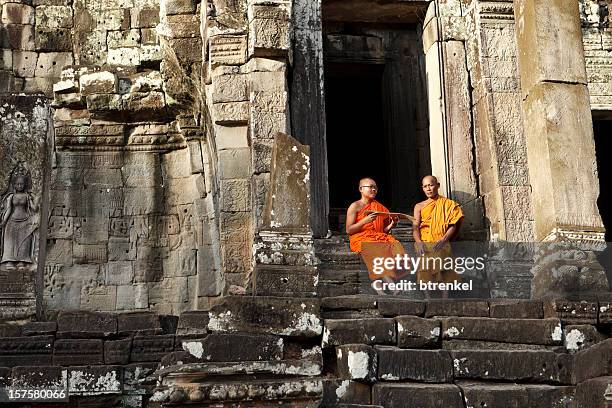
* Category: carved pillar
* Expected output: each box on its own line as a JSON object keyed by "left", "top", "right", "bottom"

{"left": 290, "top": 0, "right": 329, "bottom": 238}
{"left": 514, "top": 0, "right": 608, "bottom": 297}
{"left": 422, "top": 0, "right": 485, "bottom": 240}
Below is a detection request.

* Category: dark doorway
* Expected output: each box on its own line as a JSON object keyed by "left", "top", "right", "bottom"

{"left": 322, "top": 24, "right": 430, "bottom": 230}
{"left": 594, "top": 118, "right": 612, "bottom": 241}
{"left": 325, "top": 63, "right": 388, "bottom": 209}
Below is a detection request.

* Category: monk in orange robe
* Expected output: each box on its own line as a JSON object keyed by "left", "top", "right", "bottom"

{"left": 346, "top": 178, "right": 405, "bottom": 283}
{"left": 413, "top": 175, "right": 464, "bottom": 296}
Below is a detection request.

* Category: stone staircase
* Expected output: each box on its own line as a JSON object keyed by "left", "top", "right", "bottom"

{"left": 0, "top": 296, "right": 610, "bottom": 406}
{"left": 316, "top": 226, "right": 417, "bottom": 298}
{"left": 319, "top": 296, "right": 612, "bottom": 407}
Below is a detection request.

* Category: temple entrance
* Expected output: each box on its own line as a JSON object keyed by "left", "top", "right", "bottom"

{"left": 594, "top": 117, "right": 612, "bottom": 241}
{"left": 322, "top": 21, "right": 430, "bottom": 229}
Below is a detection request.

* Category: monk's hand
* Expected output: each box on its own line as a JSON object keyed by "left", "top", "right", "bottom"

{"left": 433, "top": 239, "right": 448, "bottom": 251}
{"left": 385, "top": 217, "right": 396, "bottom": 232}
{"left": 415, "top": 242, "right": 425, "bottom": 256}
{"left": 363, "top": 213, "right": 377, "bottom": 225}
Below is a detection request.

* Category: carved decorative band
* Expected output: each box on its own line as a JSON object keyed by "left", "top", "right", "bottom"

{"left": 479, "top": 1, "right": 515, "bottom": 20}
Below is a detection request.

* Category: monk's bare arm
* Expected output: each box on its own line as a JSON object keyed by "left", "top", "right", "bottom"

{"left": 412, "top": 203, "right": 423, "bottom": 242}
{"left": 346, "top": 203, "right": 376, "bottom": 235}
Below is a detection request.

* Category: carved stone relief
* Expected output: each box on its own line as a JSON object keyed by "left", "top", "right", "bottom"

{"left": 580, "top": 0, "right": 610, "bottom": 28}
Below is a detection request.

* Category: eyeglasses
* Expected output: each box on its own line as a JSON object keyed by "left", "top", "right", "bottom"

{"left": 360, "top": 185, "right": 378, "bottom": 190}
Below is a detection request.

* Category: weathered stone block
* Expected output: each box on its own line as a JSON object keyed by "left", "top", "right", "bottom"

{"left": 489, "top": 299, "right": 543, "bottom": 318}
{"left": 214, "top": 101, "right": 249, "bottom": 125}
{"left": 378, "top": 299, "right": 425, "bottom": 317}
{"left": 3, "top": 24, "right": 35, "bottom": 50}
{"left": 575, "top": 376, "right": 612, "bottom": 408}
{"left": 177, "top": 311, "right": 209, "bottom": 336}
{"left": 544, "top": 298, "right": 598, "bottom": 324}
{"left": 335, "top": 344, "right": 377, "bottom": 382}
{"left": 377, "top": 347, "right": 453, "bottom": 382}
{"left": 22, "top": 321, "right": 57, "bottom": 336}
{"left": 396, "top": 316, "right": 441, "bottom": 348}
{"left": 107, "top": 29, "right": 141, "bottom": 48}
{"left": 163, "top": 248, "right": 197, "bottom": 277}
{"left": 161, "top": 0, "right": 195, "bottom": 15}
{"left": 220, "top": 179, "right": 251, "bottom": 211}
{"left": 0, "top": 336, "right": 53, "bottom": 367}
{"left": 323, "top": 319, "right": 395, "bottom": 347}
{"left": 105, "top": 338, "right": 132, "bottom": 365}
{"left": 440, "top": 317, "right": 563, "bottom": 345}
{"left": 35, "top": 5, "right": 72, "bottom": 29}
{"left": 67, "top": 365, "right": 123, "bottom": 394}
{"left": 372, "top": 383, "right": 464, "bottom": 408}
{"left": 572, "top": 339, "right": 612, "bottom": 384}
{"left": 131, "top": 335, "right": 175, "bottom": 362}
{"left": 253, "top": 265, "right": 318, "bottom": 297}
{"left": 564, "top": 324, "right": 606, "bottom": 353}
{"left": 163, "top": 14, "right": 200, "bottom": 38}
{"left": 451, "top": 350, "right": 568, "bottom": 383}
{"left": 130, "top": 7, "right": 159, "bottom": 28}
{"left": 425, "top": 299, "right": 489, "bottom": 317}
{"left": 118, "top": 311, "right": 162, "bottom": 335}
{"left": 79, "top": 71, "right": 118, "bottom": 95}
{"left": 107, "top": 47, "right": 141, "bottom": 66}
{"left": 248, "top": 4, "right": 290, "bottom": 57}
{"left": 2, "top": 3, "right": 35, "bottom": 25}
{"left": 252, "top": 139, "right": 273, "bottom": 174}
{"left": 11, "top": 366, "right": 66, "bottom": 388}
{"left": 322, "top": 380, "right": 371, "bottom": 406}
{"left": 216, "top": 125, "right": 249, "bottom": 150}
{"left": 460, "top": 383, "right": 576, "bottom": 408}
{"left": 180, "top": 333, "right": 283, "bottom": 362}
{"left": 213, "top": 74, "right": 248, "bottom": 103}
{"left": 53, "top": 339, "right": 104, "bottom": 366}
{"left": 57, "top": 311, "right": 117, "bottom": 338}
{"left": 168, "top": 38, "right": 202, "bottom": 63}
{"left": 147, "top": 278, "right": 188, "bottom": 305}
{"left": 12, "top": 51, "right": 37, "bottom": 77}
{"left": 209, "top": 35, "right": 247, "bottom": 68}
{"left": 209, "top": 296, "right": 321, "bottom": 338}
{"left": 104, "top": 261, "right": 134, "bottom": 285}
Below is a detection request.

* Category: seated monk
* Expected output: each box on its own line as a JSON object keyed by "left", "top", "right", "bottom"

{"left": 413, "top": 175, "right": 464, "bottom": 297}
{"left": 346, "top": 178, "right": 405, "bottom": 285}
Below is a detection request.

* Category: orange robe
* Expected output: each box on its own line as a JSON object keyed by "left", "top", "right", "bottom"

{"left": 350, "top": 200, "right": 399, "bottom": 253}
{"left": 417, "top": 196, "right": 464, "bottom": 283}
{"left": 349, "top": 200, "right": 404, "bottom": 280}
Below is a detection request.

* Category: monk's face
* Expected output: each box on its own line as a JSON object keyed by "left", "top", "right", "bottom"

{"left": 422, "top": 177, "right": 439, "bottom": 199}
{"left": 359, "top": 179, "right": 378, "bottom": 199}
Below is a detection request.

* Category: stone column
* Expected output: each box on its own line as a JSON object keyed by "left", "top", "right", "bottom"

{"left": 290, "top": 0, "right": 329, "bottom": 238}
{"left": 422, "top": 0, "right": 485, "bottom": 240}
{"left": 514, "top": 0, "right": 608, "bottom": 296}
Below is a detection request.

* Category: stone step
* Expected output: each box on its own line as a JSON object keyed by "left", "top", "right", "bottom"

{"left": 439, "top": 317, "right": 563, "bottom": 345}
{"left": 575, "top": 376, "right": 612, "bottom": 408}
{"left": 458, "top": 381, "right": 575, "bottom": 408}
{"left": 151, "top": 377, "right": 324, "bottom": 405}
{"left": 176, "top": 333, "right": 283, "bottom": 362}
{"left": 252, "top": 265, "right": 318, "bottom": 297}
{"left": 155, "top": 358, "right": 322, "bottom": 380}
{"left": 372, "top": 383, "right": 464, "bottom": 408}
{"left": 208, "top": 296, "right": 322, "bottom": 338}
{"left": 451, "top": 349, "right": 572, "bottom": 384}
{"left": 317, "top": 282, "right": 360, "bottom": 298}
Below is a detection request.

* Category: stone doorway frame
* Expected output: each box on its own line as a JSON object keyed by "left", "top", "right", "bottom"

{"left": 291, "top": 0, "right": 441, "bottom": 237}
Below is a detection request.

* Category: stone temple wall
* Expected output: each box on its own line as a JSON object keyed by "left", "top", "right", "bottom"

{"left": 1, "top": 0, "right": 228, "bottom": 314}
{"left": 581, "top": 0, "right": 612, "bottom": 111}
{"left": 1, "top": 0, "right": 296, "bottom": 313}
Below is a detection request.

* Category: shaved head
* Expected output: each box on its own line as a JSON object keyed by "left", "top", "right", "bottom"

{"left": 422, "top": 175, "right": 439, "bottom": 186}
{"left": 359, "top": 177, "right": 375, "bottom": 187}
